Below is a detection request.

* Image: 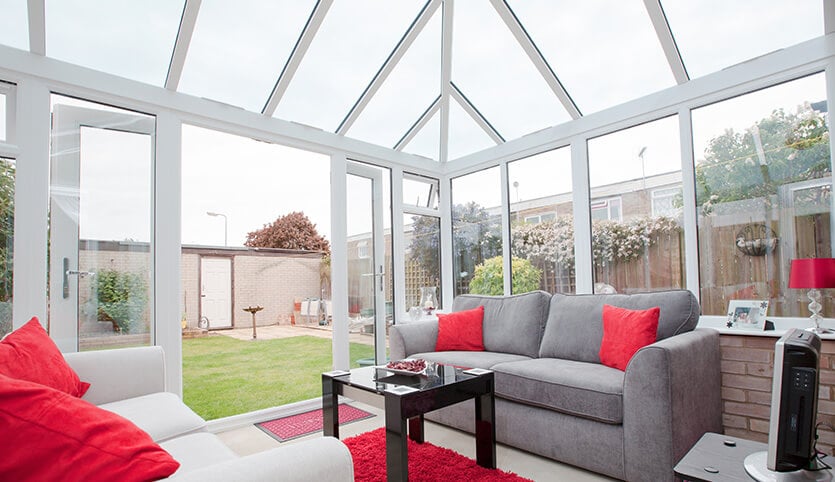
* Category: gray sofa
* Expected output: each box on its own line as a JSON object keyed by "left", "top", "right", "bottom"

{"left": 389, "top": 290, "right": 722, "bottom": 482}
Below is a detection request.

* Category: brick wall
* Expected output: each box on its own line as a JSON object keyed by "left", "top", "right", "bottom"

{"left": 720, "top": 334, "right": 835, "bottom": 455}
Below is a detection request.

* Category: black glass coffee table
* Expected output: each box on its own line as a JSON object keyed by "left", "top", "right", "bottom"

{"left": 322, "top": 363, "right": 496, "bottom": 482}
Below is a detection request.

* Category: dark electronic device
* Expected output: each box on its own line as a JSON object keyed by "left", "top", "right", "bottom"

{"left": 744, "top": 329, "right": 831, "bottom": 481}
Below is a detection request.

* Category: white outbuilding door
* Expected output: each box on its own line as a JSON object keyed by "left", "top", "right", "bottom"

{"left": 200, "top": 257, "right": 232, "bottom": 329}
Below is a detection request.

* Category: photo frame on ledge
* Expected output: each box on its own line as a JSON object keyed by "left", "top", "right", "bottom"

{"left": 726, "top": 300, "right": 769, "bottom": 331}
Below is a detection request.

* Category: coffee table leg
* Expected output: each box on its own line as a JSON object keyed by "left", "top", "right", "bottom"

{"left": 475, "top": 390, "right": 496, "bottom": 468}
{"left": 322, "top": 375, "right": 339, "bottom": 438}
{"left": 385, "top": 393, "right": 408, "bottom": 482}
{"left": 408, "top": 415, "right": 424, "bottom": 443}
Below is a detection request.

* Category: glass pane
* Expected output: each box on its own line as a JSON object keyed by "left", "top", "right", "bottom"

{"left": 181, "top": 125, "right": 340, "bottom": 419}
{"left": 404, "top": 213, "right": 441, "bottom": 313}
{"left": 46, "top": 0, "right": 184, "bottom": 86}
{"left": 508, "top": 0, "right": 675, "bottom": 114}
{"left": 508, "top": 146, "right": 574, "bottom": 294}
{"left": 347, "top": 10, "right": 441, "bottom": 149}
{"left": 403, "top": 173, "right": 438, "bottom": 210}
{"left": 588, "top": 115, "right": 684, "bottom": 294}
{"left": 692, "top": 73, "right": 830, "bottom": 318}
{"left": 448, "top": 97, "right": 497, "bottom": 160}
{"left": 0, "top": 0, "right": 28, "bottom": 50}
{"left": 452, "top": 167, "right": 503, "bottom": 296}
{"left": 178, "top": 1, "right": 315, "bottom": 112}
{"left": 0, "top": 157, "right": 14, "bottom": 337}
{"left": 662, "top": 0, "right": 823, "bottom": 79}
{"left": 276, "top": 0, "right": 425, "bottom": 131}
{"left": 49, "top": 95, "right": 154, "bottom": 351}
{"left": 452, "top": 1, "right": 570, "bottom": 141}
{"left": 0, "top": 93, "right": 6, "bottom": 142}
{"left": 403, "top": 109, "right": 440, "bottom": 161}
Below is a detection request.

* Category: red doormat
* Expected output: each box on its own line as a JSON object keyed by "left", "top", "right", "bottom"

{"left": 344, "top": 427, "right": 534, "bottom": 482}
{"left": 256, "top": 404, "right": 374, "bottom": 442}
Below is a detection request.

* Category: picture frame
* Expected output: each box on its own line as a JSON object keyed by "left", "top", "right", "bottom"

{"left": 726, "top": 300, "right": 769, "bottom": 331}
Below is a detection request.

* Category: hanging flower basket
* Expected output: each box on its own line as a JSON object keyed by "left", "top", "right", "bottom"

{"left": 735, "top": 224, "right": 778, "bottom": 256}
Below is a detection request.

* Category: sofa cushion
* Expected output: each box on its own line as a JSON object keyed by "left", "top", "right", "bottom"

{"left": 540, "top": 290, "right": 699, "bottom": 363}
{"left": 100, "top": 392, "right": 206, "bottom": 442}
{"left": 436, "top": 306, "right": 485, "bottom": 351}
{"left": 492, "top": 358, "right": 625, "bottom": 424}
{"left": 410, "top": 351, "right": 532, "bottom": 370}
{"left": 452, "top": 291, "right": 551, "bottom": 358}
{"left": 161, "top": 432, "right": 238, "bottom": 478}
{"left": 599, "top": 305, "right": 659, "bottom": 371}
{"left": 0, "top": 317, "right": 90, "bottom": 397}
{"left": 0, "top": 373, "right": 180, "bottom": 481}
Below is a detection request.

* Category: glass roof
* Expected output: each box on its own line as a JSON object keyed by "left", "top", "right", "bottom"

{"left": 0, "top": 1, "right": 825, "bottom": 162}
{"left": 46, "top": 0, "right": 183, "bottom": 86}
{"left": 178, "top": 1, "right": 315, "bottom": 111}
{"left": 662, "top": 0, "right": 823, "bottom": 79}
{"left": 0, "top": 0, "right": 28, "bottom": 51}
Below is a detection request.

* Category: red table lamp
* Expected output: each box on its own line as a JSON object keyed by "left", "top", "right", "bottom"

{"left": 789, "top": 258, "right": 835, "bottom": 334}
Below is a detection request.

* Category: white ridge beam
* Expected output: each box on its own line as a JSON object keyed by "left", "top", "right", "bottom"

{"left": 337, "top": 0, "right": 441, "bottom": 135}
{"left": 395, "top": 95, "right": 440, "bottom": 151}
{"left": 165, "top": 0, "right": 202, "bottom": 91}
{"left": 438, "top": 0, "right": 454, "bottom": 163}
{"left": 643, "top": 0, "right": 689, "bottom": 84}
{"left": 490, "top": 0, "right": 581, "bottom": 119}
{"left": 450, "top": 81, "right": 503, "bottom": 144}
{"left": 262, "top": 0, "right": 333, "bottom": 116}
{"left": 27, "top": 0, "right": 45, "bottom": 56}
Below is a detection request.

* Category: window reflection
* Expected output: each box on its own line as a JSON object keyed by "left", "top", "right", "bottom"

{"left": 0, "top": 157, "right": 14, "bottom": 337}
{"left": 508, "top": 146, "right": 574, "bottom": 294}
{"left": 588, "top": 116, "right": 684, "bottom": 294}
{"left": 404, "top": 213, "right": 441, "bottom": 309}
{"left": 692, "top": 73, "right": 830, "bottom": 317}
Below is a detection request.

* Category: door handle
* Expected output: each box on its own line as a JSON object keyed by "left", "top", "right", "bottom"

{"left": 63, "top": 257, "right": 95, "bottom": 299}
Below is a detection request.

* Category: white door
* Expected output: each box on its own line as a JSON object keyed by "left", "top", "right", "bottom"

{"left": 346, "top": 162, "right": 387, "bottom": 364}
{"left": 201, "top": 257, "right": 232, "bottom": 329}
{"left": 49, "top": 103, "right": 154, "bottom": 352}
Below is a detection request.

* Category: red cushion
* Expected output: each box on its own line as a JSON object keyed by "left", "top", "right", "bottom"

{"left": 435, "top": 306, "right": 485, "bottom": 351}
{"left": 0, "top": 317, "right": 90, "bottom": 397}
{"left": 0, "top": 373, "right": 180, "bottom": 481}
{"left": 599, "top": 304, "right": 660, "bottom": 371}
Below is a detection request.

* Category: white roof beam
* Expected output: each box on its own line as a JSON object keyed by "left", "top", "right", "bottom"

{"left": 450, "top": 81, "right": 503, "bottom": 143}
{"left": 165, "top": 0, "right": 201, "bottom": 91}
{"left": 394, "top": 95, "right": 440, "bottom": 151}
{"left": 336, "top": 0, "right": 441, "bottom": 135}
{"left": 490, "top": 0, "right": 581, "bottom": 119}
{"left": 27, "top": 0, "right": 45, "bottom": 56}
{"left": 438, "top": 0, "right": 454, "bottom": 163}
{"left": 262, "top": 0, "right": 333, "bottom": 116}
{"left": 643, "top": 0, "right": 689, "bottom": 84}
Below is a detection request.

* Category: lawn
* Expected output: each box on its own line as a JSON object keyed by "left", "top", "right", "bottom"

{"left": 183, "top": 335, "right": 374, "bottom": 420}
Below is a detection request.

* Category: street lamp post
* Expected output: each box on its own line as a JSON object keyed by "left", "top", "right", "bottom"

{"left": 206, "top": 211, "right": 228, "bottom": 246}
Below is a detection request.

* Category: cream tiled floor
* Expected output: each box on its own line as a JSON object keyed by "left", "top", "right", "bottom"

{"left": 216, "top": 400, "right": 615, "bottom": 482}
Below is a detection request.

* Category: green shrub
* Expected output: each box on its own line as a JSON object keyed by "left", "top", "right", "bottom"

{"left": 468, "top": 256, "right": 541, "bottom": 296}
{"left": 94, "top": 270, "right": 147, "bottom": 334}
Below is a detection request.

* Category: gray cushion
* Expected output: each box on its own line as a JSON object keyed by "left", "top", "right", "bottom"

{"left": 539, "top": 290, "right": 700, "bottom": 363}
{"left": 411, "top": 351, "right": 532, "bottom": 370}
{"left": 452, "top": 290, "right": 551, "bottom": 358}
{"left": 492, "top": 358, "right": 625, "bottom": 424}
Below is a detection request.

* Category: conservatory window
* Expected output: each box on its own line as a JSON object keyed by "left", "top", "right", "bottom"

{"left": 691, "top": 73, "right": 830, "bottom": 317}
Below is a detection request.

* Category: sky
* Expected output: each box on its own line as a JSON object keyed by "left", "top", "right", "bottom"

{"left": 0, "top": 1, "right": 827, "bottom": 245}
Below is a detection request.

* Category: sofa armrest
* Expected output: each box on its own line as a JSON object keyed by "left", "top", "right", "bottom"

{"left": 622, "top": 328, "right": 723, "bottom": 482}
{"left": 389, "top": 321, "right": 439, "bottom": 360}
{"left": 63, "top": 345, "right": 166, "bottom": 405}
{"left": 168, "top": 437, "right": 354, "bottom": 482}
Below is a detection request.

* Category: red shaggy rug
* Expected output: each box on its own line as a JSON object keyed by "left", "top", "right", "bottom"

{"left": 256, "top": 404, "right": 374, "bottom": 442}
{"left": 344, "top": 427, "right": 533, "bottom": 482}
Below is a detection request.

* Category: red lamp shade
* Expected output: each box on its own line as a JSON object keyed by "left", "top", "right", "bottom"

{"left": 788, "top": 258, "right": 835, "bottom": 289}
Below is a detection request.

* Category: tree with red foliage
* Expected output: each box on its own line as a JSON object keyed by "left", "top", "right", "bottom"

{"left": 244, "top": 211, "right": 330, "bottom": 253}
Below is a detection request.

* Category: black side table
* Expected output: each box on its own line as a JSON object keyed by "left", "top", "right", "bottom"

{"left": 674, "top": 432, "right": 834, "bottom": 481}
